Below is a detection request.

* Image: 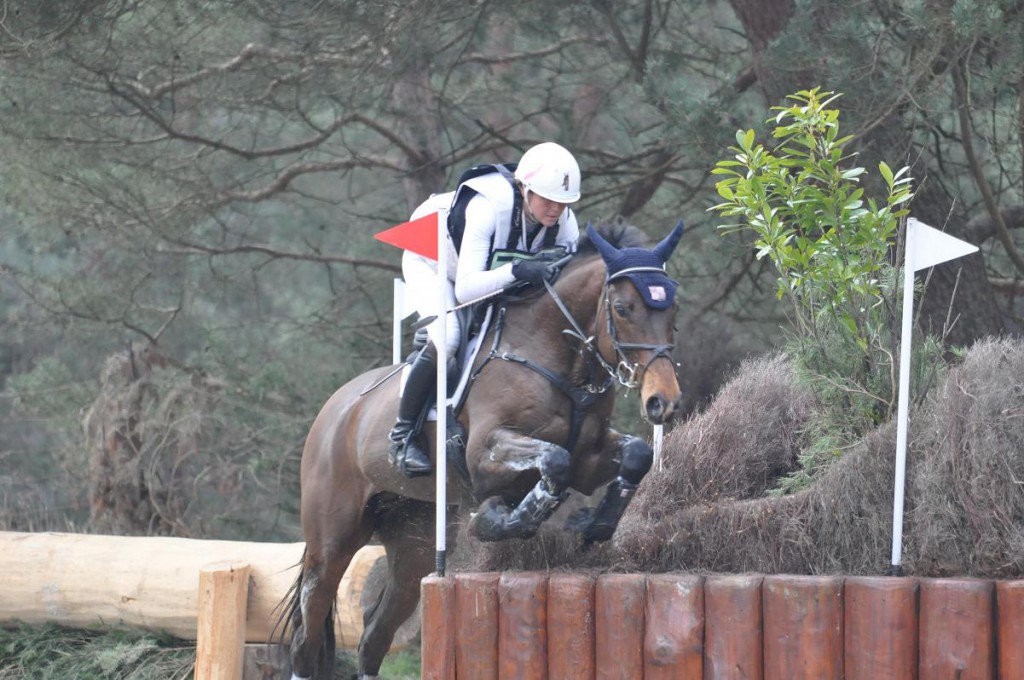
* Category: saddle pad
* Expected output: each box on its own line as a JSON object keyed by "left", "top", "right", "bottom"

{"left": 398, "top": 304, "right": 493, "bottom": 420}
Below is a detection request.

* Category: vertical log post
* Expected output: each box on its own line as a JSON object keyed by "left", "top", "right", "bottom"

{"left": 996, "top": 581, "right": 1024, "bottom": 679}
{"left": 455, "top": 572, "right": 500, "bottom": 679}
{"left": 919, "top": 578, "right": 994, "bottom": 680}
{"left": 595, "top": 574, "right": 646, "bottom": 679}
{"left": 195, "top": 560, "right": 250, "bottom": 680}
{"left": 704, "top": 574, "right": 764, "bottom": 680}
{"left": 643, "top": 574, "right": 704, "bottom": 679}
{"left": 421, "top": 575, "right": 457, "bottom": 680}
{"left": 763, "top": 575, "right": 844, "bottom": 680}
{"left": 547, "top": 573, "right": 596, "bottom": 680}
{"left": 844, "top": 576, "right": 918, "bottom": 680}
{"left": 498, "top": 572, "right": 549, "bottom": 680}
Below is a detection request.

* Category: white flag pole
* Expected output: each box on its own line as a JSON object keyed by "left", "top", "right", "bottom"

{"left": 392, "top": 278, "right": 404, "bottom": 365}
{"left": 434, "top": 209, "right": 448, "bottom": 576}
{"left": 653, "top": 424, "right": 664, "bottom": 472}
{"left": 889, "top": 242, "right": 916, "bottom": 575}
{"left": 889, "top": 218, "right": 978, "bottom": 575}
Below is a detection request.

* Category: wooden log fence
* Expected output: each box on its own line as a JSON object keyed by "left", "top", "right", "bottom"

{"left": 0, "top": 531, "right": 389, "bottom": 649}
{"left": 6, "top": 531, "right": 1023, "bottom": 679}
{"left": 422, "top": 572, "right": 1024, "bottom": 680}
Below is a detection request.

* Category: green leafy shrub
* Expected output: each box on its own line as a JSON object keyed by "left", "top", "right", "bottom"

{"left": 709, "top": 88, "right": 943, "bottom": 491}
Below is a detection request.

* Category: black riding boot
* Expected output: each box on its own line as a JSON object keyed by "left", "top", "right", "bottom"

{"left": 388, "top": 344, "right": 437, "bottom": 477}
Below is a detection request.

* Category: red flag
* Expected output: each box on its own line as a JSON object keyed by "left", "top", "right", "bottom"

{"left": 374, "top": 211, "right": 439, "bottom": 261}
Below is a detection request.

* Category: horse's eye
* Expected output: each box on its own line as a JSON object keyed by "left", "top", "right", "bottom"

{"left": 613, "top": 302, "right": 630, "bottom": 319}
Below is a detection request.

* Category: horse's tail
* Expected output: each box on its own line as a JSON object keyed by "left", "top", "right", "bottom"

{"left": 271, "top": 547, "right": 337, "bottom": 679}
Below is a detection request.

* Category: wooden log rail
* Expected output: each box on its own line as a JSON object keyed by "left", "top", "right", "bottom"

{"left": 422, "top": 572, "right": 1024, "bottom": 679}
{"left": 0, "top": 531, "right": 384, "bottom": 649}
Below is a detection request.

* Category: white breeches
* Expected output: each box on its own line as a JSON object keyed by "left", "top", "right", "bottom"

{"left": 402, "top": 251, "right": 460, "bottom": 354}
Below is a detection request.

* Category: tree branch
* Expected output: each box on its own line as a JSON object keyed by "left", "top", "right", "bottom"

{"left": 133, "top": 43, "right": 365, "bottom": 99}
{"left": 965, "top": 205, "right": 1024, "bottom": 244}
{"left": 592, "top": 0, "right": 643, "bottom": 82}
{"left": 952, "top": 60, "right": 1024, "bottom": 276}
{"left": 460, "top": 37, "right": 596, "bottom": 65}
{"left": 156, "top": 243, "right": 402, "bottom": 274}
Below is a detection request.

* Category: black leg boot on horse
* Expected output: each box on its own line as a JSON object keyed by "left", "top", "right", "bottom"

{"left": 567, "top": 436, "right": 653, "bottom": 545}
{"left": 388, "top": 343, "right": 437, "bottom": 478}
{"left": 469, "top": 445, "right": 571, "bottom": 542}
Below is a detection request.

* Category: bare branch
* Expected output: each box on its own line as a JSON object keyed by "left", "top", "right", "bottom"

{"left": 953, "top": 60, "right": 1024, "bottom": 276}
{"left": 213, "top": 158, "right": 403, "bottom": 205}
{"left": 133, "top": 43, "right": 367, "bottom": 99}
{"left": 156, "top": 243, "right": 402, "bottom": 274}
{"left": 460, "top": 37, "right": 597, "bottom": 65}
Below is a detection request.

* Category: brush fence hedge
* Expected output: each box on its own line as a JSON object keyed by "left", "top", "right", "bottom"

{"left": 421, "top": 571, "right": 1024, "bottom": 679}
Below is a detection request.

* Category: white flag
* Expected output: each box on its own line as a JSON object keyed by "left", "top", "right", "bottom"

{"left": 907, "top": 217, "right": 979, "bottom": 272}
{"left": 890, "top": 216, "right": 978, "bottom": 574}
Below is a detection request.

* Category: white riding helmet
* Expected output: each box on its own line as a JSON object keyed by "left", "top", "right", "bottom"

{"left": 514, "top": 142, "right": 581, "bottom": 204}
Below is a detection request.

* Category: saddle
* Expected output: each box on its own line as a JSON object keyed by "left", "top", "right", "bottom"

{"left": 403, "top": 303, "right": 495, "bottom": 482}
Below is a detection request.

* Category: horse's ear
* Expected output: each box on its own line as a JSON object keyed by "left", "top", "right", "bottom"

{"left": 652, "top": 220, "right": 685, "bottom": 262}
{"left": 587, "top": 223, "right": 620, "bottom": 261}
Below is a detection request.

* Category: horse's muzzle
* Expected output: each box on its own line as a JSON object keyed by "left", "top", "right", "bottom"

{"left": 644, "top": 394, "right": 681, "bottom": 424}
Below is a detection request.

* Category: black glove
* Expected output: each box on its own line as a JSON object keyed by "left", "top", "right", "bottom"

{"left": 512, "top": 258, "right": 560, "bottom": 287}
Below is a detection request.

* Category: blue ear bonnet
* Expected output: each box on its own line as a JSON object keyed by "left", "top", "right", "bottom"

{"left": 587, "top": 221, "right": 684, "bottom": 310}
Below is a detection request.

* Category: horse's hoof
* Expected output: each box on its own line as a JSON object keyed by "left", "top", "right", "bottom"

{"left": 582, "top": 524, "right": 615, "bottom": 544}
{"left": 468, "top": 497, "right": 512, "bottom": 542}
{"left": 565, "top": 506, "right": 595, "bottom": 532}
{"left": 565, "top": 507, "right": 615, "bottom": 545}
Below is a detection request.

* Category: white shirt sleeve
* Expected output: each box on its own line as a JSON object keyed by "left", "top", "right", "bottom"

{"left": 555, "top": 209, "right": 580, "bottom": 253}
{"left": 454, "top": 195, "right": 517, "bottom": 303}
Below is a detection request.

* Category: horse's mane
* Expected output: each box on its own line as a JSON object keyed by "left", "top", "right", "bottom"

{"left": 576, "top": 217, "right": 650, "bottom": 256}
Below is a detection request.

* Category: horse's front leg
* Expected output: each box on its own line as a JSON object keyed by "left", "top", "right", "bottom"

{"left": 467, "top": 427, "right": 571, "bottom": 542}
{"left": 567, "top": 431, "right": 653, "bottom": 545}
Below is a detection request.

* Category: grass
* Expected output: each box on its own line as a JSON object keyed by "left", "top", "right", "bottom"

{"left": 0, "top": 625, "right": 421, "bottom": 680}
{"left": 0, "top": 624, "right": 194, "bottom": 679}
{"left": 375, "top": 648, "right": 421, "bottom": 678}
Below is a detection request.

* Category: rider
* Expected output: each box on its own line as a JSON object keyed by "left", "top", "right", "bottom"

{"left": 389, "top": 142, "right": 583, "bottom": 477}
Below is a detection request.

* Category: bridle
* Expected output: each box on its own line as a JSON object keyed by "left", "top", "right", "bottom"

{"left": 468, "top": 265, "right": 674, "bottom": 452}
{"left": 545, "top": 268, "right": 676, "bottom": 391}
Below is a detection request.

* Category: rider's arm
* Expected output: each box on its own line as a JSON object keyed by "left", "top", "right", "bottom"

{"left": 454, "top": 195, "right": 516, "bottom": 303}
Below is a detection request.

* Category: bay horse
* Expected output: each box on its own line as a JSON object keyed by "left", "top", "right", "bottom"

{"left": 280, "top": 221, "right": 684, "bottom": 679}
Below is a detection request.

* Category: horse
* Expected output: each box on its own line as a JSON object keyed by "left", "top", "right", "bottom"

{"left": 279, "top": 220, "right": 684, "bottom": 679}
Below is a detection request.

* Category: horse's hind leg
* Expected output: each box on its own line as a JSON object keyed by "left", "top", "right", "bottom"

{"left": 290, "top": 524, "right": 374, "bottom": 679}
{"left": 357, "top": 498, "right": 441, "bottom": 678}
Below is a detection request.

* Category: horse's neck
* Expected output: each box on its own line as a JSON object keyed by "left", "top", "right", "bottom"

{"left": 550, "top": 258, "right": 606, "bottom": 339}
{"left": 501, "top": 259, "right": 600, "bottom": 342}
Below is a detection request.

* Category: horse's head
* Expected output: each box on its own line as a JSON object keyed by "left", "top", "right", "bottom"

{"left": 588, "top": 222, "right": 684, "bottom": 424}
